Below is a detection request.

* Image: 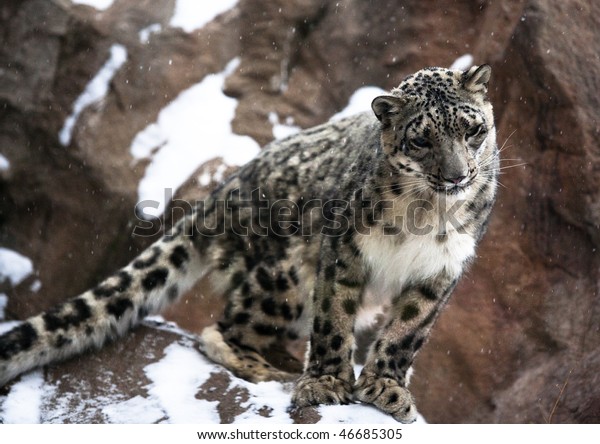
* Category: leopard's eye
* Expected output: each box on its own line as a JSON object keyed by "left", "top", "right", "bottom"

{"left": 465, "top": 124, "right": 486, "bottom": 140}
{"left": 410, "top": 137, "right": 431, "bottom": 149}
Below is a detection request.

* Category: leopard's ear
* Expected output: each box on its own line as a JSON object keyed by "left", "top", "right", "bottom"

{"left": 371, "top": 95, "right": 405, "bottom": 123}
{"left": 462, "top": 64, "right": 491, "bottom": 94}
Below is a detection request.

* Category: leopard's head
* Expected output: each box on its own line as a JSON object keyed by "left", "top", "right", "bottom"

{"left": 372, "top": 65, "right": 497, "bottom": 195}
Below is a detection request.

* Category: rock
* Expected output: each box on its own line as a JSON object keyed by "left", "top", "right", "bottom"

{"left": 0, "top": 0, "right": 136, "bottom": 317}
{"left": 0, "top": 0, "right": 598, "bottom": 424}
{"left": 0, "top": 0, "right": 241, "bottom": 317}
{"left": 411, "top": 0, "right": 600, "bottom": 423}
{"left": 487, "top": 0, "right": 600, "bottom": 423}
{"left": 1, "top": 321, "right": 318, "bottom": 423}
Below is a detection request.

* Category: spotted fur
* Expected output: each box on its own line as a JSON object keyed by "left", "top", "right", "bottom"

{"left": 0, "top": 65, "right": 498, "bottom": 423}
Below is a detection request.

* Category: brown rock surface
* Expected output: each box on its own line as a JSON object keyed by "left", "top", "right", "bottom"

{"left": 411, "top": 0, "right": 600, "bottom": 423}
{"left": 0, "top": 0, "right": 598, "bottom": 423}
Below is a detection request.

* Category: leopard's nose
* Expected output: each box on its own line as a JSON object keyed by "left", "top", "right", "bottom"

{"left": 442, "top": 174, "right": 467, "bottom": 185}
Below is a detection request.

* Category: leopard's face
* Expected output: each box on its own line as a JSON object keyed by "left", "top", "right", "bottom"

{"left": 373, "top": 65, "right": 496, "bottom": 195}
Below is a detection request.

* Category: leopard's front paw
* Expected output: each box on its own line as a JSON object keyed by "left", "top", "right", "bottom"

{"left": 292, "top": 374, "right": 353, "bottom": 407}
{"left": 354, "top": 373, "right": 417, "bottom": 423}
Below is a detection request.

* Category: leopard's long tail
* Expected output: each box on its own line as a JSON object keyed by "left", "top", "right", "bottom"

{"left": 0, "top": 214, "right": 206, "bottom": 387}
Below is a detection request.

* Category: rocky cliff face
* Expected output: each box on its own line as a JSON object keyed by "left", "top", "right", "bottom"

{"left": 0, "top": 0, "right": 598, "bottom": 423}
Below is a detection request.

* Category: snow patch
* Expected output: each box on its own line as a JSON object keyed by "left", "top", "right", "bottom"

{"left": 0, "top": 247, "right": 33, "bottom": 286}
{"left": 212, "top": 164, "right": 228, "bottom": 183}
{"left": 198, "top": 171, "right": 212, "bottom": 187}
{"left": 450, "top": 54, "right": 474, "bottom": 71}
{"left": 144, "top": 342, "right": 220, "bottom": 423}
{"left": 317, "top": 403, "right": 400, "bottom": 424}
{"left": 269, "top": 112, "right": 301, "bottom": 140}
{"left": 0, "top": 154, "right": 9, "bottom": 171}
{"left": 131, "top": 58, "right": 260, "bottom": 217}
{"left": 170, "top": 0, "right": 238, "bottom": 33}
{"left": 0, "top": 371, "right": 45, "bottom": 423}
{"left": 231, "top": 380, "right": 294, "bottom": 424}
{"left": 330, "top": 86, "right": 386, "bottom": 121}
{"left": 102, "top": 395, "right": 165, "bottom": 424}
{"left": 198, "top": 163, "right": 228, "bottom": 187}
{"left": 59, "top": 44, "right": 128, "bottom": 146}
{"left": 71, "top": 0, "right": 114, "bottom": 10}
{"left": 30, "top": 279, "right": 42, "bottom": 292}
{"left": 139, "top": 23, "right": 162, "bottom": 44}
{"left": 318, "top": 403, "right": 427, "bottom": 424}
{"left": 0, "top": 320, "right": 20, "bottom": 335}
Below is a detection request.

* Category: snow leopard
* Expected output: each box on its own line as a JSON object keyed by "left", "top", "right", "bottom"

{"left": 0, "top": 65, "right": 498, "bottom": 423}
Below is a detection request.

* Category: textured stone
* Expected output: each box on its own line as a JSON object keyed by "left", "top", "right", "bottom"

{"left": 411, "top": 0, "right": 600, "bottom": 423}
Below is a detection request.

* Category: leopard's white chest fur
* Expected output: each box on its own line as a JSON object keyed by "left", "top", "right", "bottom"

{"left": 357, "top": 227, "right": 475, "bottom": 309}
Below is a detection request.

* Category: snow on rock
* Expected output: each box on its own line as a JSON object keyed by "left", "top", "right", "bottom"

{"left": 170, "top": 0, "right": 239, "bottom": 33}
{"left": 233, "top": 379, "right": 294, "bottom": 424}
{"left": 29, "top": 279, "right": 42, "bottom": 293}
{"left": 0, "top": 319, "right": 427, "bottom": 423}
{"left": 71, "top": 0, "right": 114, "bottom": 10}
{"left": 330, "top": 86, "right": 387, "bottom": 121}
{"left": 0, "top": 320, "right": 20, "bottom": 335}
{"left": 318, "top": 403, "right": 427, "bottom": 424}
{"left": 271, "top": 84, "right": 387, "bottom": 140}
{"left": 0, "top": 371, "right": 45, "bottom": 424}
{"left": 450, "top": 54, "right": 474, "bottom": 71}
{"left": 198, "top": 163, "right": 228, "bottom": 187}
{"left": 0, "top": 154, "right": 9, "bottom": 171}
{"left": 139, "top": 23, "right": 162, "bottom": 44}
{"left": 131, "top": 58, "right": 260, "bottom": 218}
{"left": 59, "top": 44, "right": 128, "bottom": 146}
{"left": 269, "top": 112, "right": 301, "bottom": 140}
{"left": 317, "top": 403, "right": 399, "bottom": 424}
{"left": 143, "top": 342, "right": 221, "bottom": 423}
{"left": 102, "top": 395, "right": 165, "bottom": 424}
{"left": 0, "top": 247, "right": 34, "bottom": 286}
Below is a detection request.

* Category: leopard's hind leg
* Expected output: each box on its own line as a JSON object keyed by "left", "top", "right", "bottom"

{"left": 198, "top": 262, "right": 305, "bottom": 383}
{"left": 199, "top": 324, "right": 298, "bottom": 383}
